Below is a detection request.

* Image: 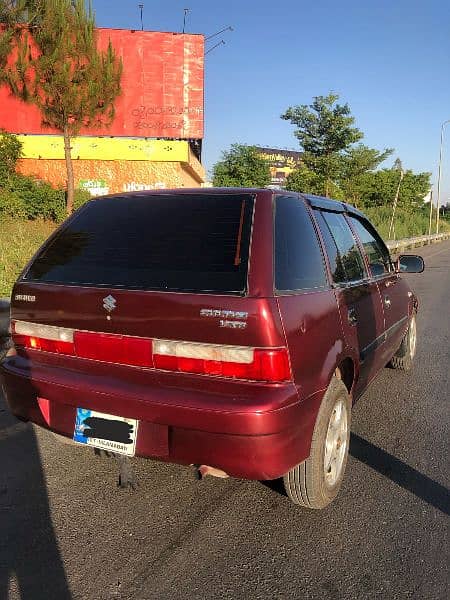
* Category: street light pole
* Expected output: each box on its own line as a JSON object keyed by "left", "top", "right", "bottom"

{"left": 436, "top": 119, "right": 450, "bottom": 234}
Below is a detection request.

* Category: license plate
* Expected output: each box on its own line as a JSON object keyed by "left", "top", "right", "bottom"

{"left": 73, "top": 408, "right": 138, "bottom": 456}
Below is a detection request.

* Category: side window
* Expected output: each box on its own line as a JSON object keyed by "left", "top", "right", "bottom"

{"left": 274, "top": 196, "right": 327, "bottom": 291}
{"left": 313, "top": 210, "right": 346, "bottom": 283}
{"left": 321, "top": 211, "right": 367, "bottom": 282}
{"left": 347, "top": 216, "right": 392, "bottom": 276}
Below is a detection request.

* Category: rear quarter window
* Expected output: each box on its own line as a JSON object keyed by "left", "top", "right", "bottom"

{"left": 346, "top": 215, "right": 393, "bottom": 276}
{"left": 24, "top": 193, "right": 254, "bottom": 295}
{"left": 274, "top": 196, "right": 328, "bottom": 292}
{"left": 320, "top": 211, "right": 367, "bottom": 282}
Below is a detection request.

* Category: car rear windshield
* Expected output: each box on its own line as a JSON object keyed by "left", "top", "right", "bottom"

{"left": 24, "top": 193, "right": 254, "bottom": 294}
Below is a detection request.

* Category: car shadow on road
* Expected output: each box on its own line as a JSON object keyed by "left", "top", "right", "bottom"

{"left": 349, "top": 433, "right": 450, "bottom": 515}
{"left": 262, "top": 433, "right": 450, "bottom": 516}
{"left": 0, "top": 394, "right": 72, "bottom": 600}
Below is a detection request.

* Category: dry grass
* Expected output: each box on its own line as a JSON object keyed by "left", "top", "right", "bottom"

{"left": 0, "top": 219, "right": 56, "bottom": 297}
{"left": 364, "top": 206, "right": 450, "bottom": 240}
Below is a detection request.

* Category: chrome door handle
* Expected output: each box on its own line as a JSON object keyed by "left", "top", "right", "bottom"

{"left": 348, "top": 308, "right": 358, "bottom": 325}
{"left": 384, "top": 295, "right": 391, "bottom": 308}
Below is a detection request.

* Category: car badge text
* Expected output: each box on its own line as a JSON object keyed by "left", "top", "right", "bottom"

{"left": 200, "top": 308, "right": 248, "bottom": 329}
{"left": 14, "top": 294, "right": 36, "bottom": 302}
{"left": 103, "top": 295, "right": 117, "bottom": 313}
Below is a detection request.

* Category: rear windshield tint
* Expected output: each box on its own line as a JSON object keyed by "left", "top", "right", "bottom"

{"left": 24, "top": 193, "right": 254, "bottom": 294}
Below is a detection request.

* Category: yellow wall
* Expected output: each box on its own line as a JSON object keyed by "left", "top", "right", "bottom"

{"left": 16, "top": 136, "right": 205, "bottom": 194}
{"left": 17, "top": 135, "right": 191, "bottom": 162}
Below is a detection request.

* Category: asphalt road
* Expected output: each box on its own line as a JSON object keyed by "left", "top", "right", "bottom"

{"left": 1, "top": 241, "right": 449, "bottom": 600}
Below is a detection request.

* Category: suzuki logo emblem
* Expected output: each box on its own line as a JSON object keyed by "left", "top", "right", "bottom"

{"left": 103, "top": 295, "right": 117, "bottom": 313}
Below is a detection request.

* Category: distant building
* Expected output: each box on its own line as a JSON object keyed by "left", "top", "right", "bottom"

{"left": 255, "top": 147, "right": 302, "bottom": 187}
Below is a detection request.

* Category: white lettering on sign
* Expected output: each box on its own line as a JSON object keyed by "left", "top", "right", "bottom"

{"left": 79, "top": 180, "right": 109, "bottom": 197}
{"left": 123, "top": 182, "right": 167, "bottom": 192}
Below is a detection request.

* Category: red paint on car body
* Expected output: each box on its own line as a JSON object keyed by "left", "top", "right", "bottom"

{"left": 0, "top": 188, "right": 418, "bottom": 480}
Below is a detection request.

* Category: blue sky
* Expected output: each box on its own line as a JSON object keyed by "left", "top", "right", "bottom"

{"left": 93, "top": 0, "right": 450, "bottom": 203}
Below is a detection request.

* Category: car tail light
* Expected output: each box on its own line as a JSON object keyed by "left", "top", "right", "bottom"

{"left": 153, "top": 340, "right": 291, "bottom": 381}
{"left": 11, "top": 320, "right": 292, "bottom": 382}
{"left": 13, "top": 321, "right": 75, "bottom": 355}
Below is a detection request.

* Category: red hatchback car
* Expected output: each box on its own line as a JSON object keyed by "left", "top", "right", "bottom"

{"left": 1, "top": 189, "right": 424, "bottom": 508}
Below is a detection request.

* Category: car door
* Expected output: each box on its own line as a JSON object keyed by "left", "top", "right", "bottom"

{"left": 273, "top": 196, "right": 344, "bottom": 399}
{"left": 313, "top": 209, "right": 386, "bottom": 397}
{"left": 346, "top": 215, "right": 410, "bottom": 363}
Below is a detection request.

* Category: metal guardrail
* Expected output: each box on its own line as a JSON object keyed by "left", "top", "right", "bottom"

{"left": 386, "top": 232, "right": 450, "bottom": 253}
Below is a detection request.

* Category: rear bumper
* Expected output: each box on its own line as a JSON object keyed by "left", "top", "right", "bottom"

{"left": 1, "top": 354, "right": 323, "bottom": 480}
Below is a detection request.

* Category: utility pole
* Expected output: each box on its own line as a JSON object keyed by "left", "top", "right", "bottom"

{"left": 388, "top": 169, "right": 404, "bottom": 240}
{"left": 428, "top": 189, "right": 433, "bottom": 240}
{"left": 436, "top": 119, "right": 450, "bottom": 234}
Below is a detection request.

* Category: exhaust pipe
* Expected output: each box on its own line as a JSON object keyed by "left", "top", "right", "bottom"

{"left": 194, "top": 465, "right": 229, "bottom": 480}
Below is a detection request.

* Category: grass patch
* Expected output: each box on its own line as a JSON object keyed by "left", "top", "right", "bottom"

{"left": 363, "top": 206, "right": 450, "bottom": 240}
{"left": 0, "top": 218, "right": 56, "bottom": 298}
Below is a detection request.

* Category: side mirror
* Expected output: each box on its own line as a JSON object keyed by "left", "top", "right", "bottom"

{"left": 396, "top": 255, "right": 425, "bottom": 274}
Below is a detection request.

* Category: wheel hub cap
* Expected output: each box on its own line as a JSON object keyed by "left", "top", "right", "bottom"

{"left": 409, "top": 317, "right": 417, "bottom": 358}
{"left": 324, "top": 398, "right": 348, "bottom": 487}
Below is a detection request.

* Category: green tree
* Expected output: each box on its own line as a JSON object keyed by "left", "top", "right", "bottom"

{"left": 0, "top": 131, "right": 91, "bottom": 221}
{"left": 358, "top": 166, "right": 431, "bottom": 209}
{"left": 0, "top": 130, "right": 22, "bottom": 184}
{"left": 285, "top": 165, "right": 322, "bottom": 195}
{"left": 281, "top": 93, "right": 363, "bottom": 197}
{"left": 212, "top": 144, "right": 271, "bottom": 188}
{"left": 0, "top": 0, "right": 122, "bottom": 214}
{"left": 338, "top": 144, "right": 393, "bottom": 207}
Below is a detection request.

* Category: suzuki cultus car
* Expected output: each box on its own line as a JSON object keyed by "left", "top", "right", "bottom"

{"left": 0, "top": 189, "right": 424, "bottom": 508}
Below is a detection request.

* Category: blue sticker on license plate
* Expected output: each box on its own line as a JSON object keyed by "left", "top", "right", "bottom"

{"left": 73, "top": 408, "right": 138, "bottom": 456}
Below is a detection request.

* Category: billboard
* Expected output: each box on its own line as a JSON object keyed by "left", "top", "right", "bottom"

{"left": 256, "top": 147, "right": 302, "bottom": 186}
{"left": 0, "top": 29, "right": 204, "bottom": 140}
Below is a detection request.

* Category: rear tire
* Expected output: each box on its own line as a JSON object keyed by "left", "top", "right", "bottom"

{"left": 390, "top": 314, "right": 417, "bottom": 371}
{"left": 283, "top": 377, "right": 351, "bottom": 509}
